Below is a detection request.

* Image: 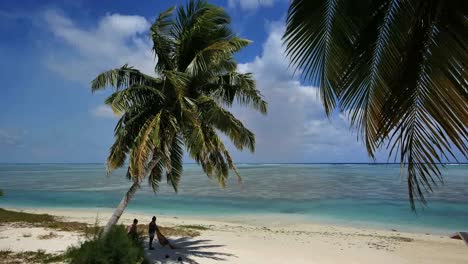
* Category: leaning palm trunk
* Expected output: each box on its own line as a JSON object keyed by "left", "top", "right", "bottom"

{"left": 103, "top": 180, "right": 140, "bottom": 234}
{"left": 103, "top": 158, "right": 160, "bottom": 235}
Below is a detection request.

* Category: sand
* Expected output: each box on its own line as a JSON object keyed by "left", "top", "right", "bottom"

{"left": 0, "top": 207, "right": 467, "bottom": 263}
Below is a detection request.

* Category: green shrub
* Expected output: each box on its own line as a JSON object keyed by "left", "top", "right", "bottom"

{"left": 66, "top": 225, "right": 146, "bottom": 264}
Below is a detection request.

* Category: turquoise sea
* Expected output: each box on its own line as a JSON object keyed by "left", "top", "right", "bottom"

{"left": 0, "top": 163, "right": 466, "bottom": 234}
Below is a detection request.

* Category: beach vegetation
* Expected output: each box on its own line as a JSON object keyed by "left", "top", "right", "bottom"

{"left": 283, "top": 0, "right": 467, "bottom": 208}
{"left": 0, "top": 208, "right": 203, "bottom": 237}
{"left": 91, "top": 0, "right": 267, "bottom": 234}
{"left": 0, "top": 250, "right": 66, "bottom": 264}
{"left": 65, "top": 225, "right": 147, "bottom": 264}
{"left": 0, "top": 208, "right": 89, "bottom": 233}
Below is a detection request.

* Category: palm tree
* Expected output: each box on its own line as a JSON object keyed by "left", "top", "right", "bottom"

{"left": 283, "top": 0, "right": 467, "bottom": 208}
{"left": 92, "top": 0, "right": 267, "bottom": 234}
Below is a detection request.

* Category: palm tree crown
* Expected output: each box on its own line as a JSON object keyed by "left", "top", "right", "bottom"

{"left": 283, "top": 0, "right": 467, "bottom": 208}
{"left": 92, "top": 0, "right": 267, "bottom": 192}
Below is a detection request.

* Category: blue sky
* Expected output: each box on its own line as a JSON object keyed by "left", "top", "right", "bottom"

{"left": 0, "top": 0, "right": 445, "bottom": 163}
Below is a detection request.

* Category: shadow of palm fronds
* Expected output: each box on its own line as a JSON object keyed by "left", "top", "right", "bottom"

{"left": 144, "top": 237, "right": 236, "bottom": 264}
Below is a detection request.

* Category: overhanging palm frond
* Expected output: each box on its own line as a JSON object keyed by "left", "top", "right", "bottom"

{"left": 207, "top": 72, "right": 267, "bottom": 114}
{"left": 196, "top": 126, "right": 230, "bottom": 187}
{"left": 206, "top": 127, "right": 243, "bottom": 184}
{"left": 197, "top": 96, "right": 256, "bottom": 152}
{"left": 186, "top": 38, "right": 251, "bottom": 76}
{"left": 129, "top": 113, "right": 162, "bottom": 178}
{"left": 377, "top": 0, "right": 468, "bottom": 208}
{"left": 106, "top": 114, "right": 136, "bottom": 174}
{"left": 151, "top": 6, "right": 176, "bottom": 73}
{"left": 91, "top": 65, "right": 161, "bottom": 92}
{"left": 107, "top": 133, "right": 129, "bottom": 174}
{"left": 283, "top": 0, "right": 341, "bottom": 114}
{"left": 148, "top": 158, "right": 164, "bottom": 192}
{"left": 166, "top": 135, "right": 184, "bottom": 192}
{"left": 104, "top": 85, "right": 165, "bottom": 114}
{"left": 284, "top": 0, "right": 468, "bottom": 208}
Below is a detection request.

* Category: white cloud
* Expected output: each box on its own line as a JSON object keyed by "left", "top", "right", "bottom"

{"left": 0, "top": 129, "right": 26, "bottom": 146}
{"left": 42, "top": 9, "right": 155, "bottom": 82}
{"left": 229, "top": 23, "right": 369, "bottom": 162}
{"left": 228, "top": 0, "right": 282, "bottom": 10}
{"left": 91, "top": 105, "right": 119, "bottom": 119}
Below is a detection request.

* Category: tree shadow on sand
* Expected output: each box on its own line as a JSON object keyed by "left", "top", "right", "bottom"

{"left": 144, "top": 237, "right": 236, "bottom": 264}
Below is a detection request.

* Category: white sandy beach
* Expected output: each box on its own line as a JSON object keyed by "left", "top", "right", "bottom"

{"left": 1, "top": 207, "right": 467, "bottom": 263}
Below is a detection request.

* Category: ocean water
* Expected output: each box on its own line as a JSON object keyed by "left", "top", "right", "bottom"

{"left": 0, "top": 163, "right": 466, "bottom": 234}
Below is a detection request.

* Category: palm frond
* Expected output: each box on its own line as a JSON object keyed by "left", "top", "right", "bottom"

{"left": 106, "top": 133, "right": 129, "bottom": 174}
{"left": 197, "top": 95, "right": 256, "bottom": 152}
{"left": 148, "top": 158, "right": 164, "bottom": 192}
{"left": 174, "top": 1, "right": 232, "bottom": 72}
{"left": 91, "top": 65, "right": 161, "bottom": 92}
{"left": 163, "top": 70, "right": 190, "bottom": 99}
{"left": 129, "top": 113, "right": 162, "bottom": 178}
{"left": 378, "top": 0, "right": 468, "bottom": 208}
{"left": 284, "top": 0, "right": 467, "bottom": 208}
{"left": 284, "top": 0, "right": 341, "bottom": 114}
{"left": 104, "top": 85, "right": 165, "bottom": 114}
{"left": 206, "top": 128, "right": 242, "bottom": 184}
{"left": 207, "top": 72, "right": 267, "bottom": 114}
{"left": 151, "top": 6, "right": 176, "bottom": 73}
{"left": 166, "top": 135, "right": 184, "bottom": 192}
{"left": 186, "top": 38, "right": 251, "bottom": 76}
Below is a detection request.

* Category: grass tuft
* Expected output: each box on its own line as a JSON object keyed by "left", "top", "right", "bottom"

{"left": 0, "top": 250, "right": 66, "bottom": 264}
{"left": 0, "top": 208, "right": 88, "bottom": 233}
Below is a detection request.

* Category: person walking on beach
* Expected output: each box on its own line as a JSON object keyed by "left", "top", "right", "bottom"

{"left": 149, "top": 216, "right": 176, "bottom": 249}
{"left": 127, "top": 218, "right": 138, "bottom": 241}
{"left": 148, "top": 216, "right": 157, "bottom": 250}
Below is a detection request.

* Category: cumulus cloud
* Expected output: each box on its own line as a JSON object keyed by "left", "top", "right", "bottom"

{"left": 42, "top": 9, "right": 155, "bottom": 82}
{"left": 227, "top": 0, "right": 282, "bottom": 10}
{"left": 229, "top": 23, "right": 369, "bottom": 162}
{"left": 0, "top": 129, "right": 26, "bottom": 146}
{"left": 91, "top": 105, "right": 119, "bottom": 119}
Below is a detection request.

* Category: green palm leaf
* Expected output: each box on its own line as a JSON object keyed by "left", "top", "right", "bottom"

{"left": 166, "top": 135, "right": 184, "bottom": 192}
{"left": 151, "top": 6, "right": 176, "bottom": 73}
{"left": 91, "top": 65, "right": 161, "bottom": 92}
{"left": 284, "top": 0, "right": 467, "bottom": 208}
